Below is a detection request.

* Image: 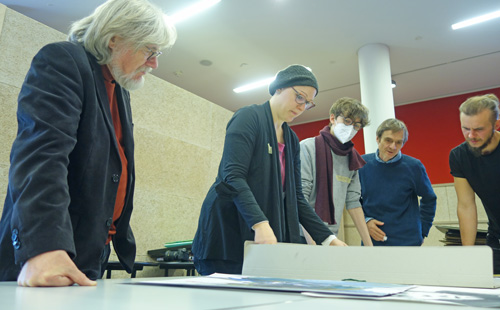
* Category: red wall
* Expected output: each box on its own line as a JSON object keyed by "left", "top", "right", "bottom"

{"left": 291, "top": 87, "right": 500, "bottom": 184}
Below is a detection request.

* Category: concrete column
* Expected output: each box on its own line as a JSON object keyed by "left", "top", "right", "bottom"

{"left": 357, "top": 43, "right": 395, "bottom": 153}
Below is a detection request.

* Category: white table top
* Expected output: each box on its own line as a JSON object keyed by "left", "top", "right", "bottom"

{"left": 0, "top": 277, "right": 491, "bottom": 310}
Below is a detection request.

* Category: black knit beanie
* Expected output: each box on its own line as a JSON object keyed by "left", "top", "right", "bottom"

{"left": 268, "top": 64, "right": 319, "bottom": 96}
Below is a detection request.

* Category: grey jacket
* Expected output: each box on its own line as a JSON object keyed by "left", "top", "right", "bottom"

{"left": 299, "top": 137, "right": 362, "bottom": 235}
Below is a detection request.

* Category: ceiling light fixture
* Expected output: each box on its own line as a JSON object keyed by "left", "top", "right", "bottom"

{"left": 169, "top": 0, "right": 221, "bottom": 24}
{"left": 391, "top": 80, "right": 396, "bottom": 88}
{"left": 452, "top": 9, "right": 500, "bottom": 30}
{"left": 233, "top": 77, "right": 275, "bottom": 93}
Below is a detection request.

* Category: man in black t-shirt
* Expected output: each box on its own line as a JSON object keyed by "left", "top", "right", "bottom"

{"left": 449, "top": 93, "right": 500, "bottom": 274}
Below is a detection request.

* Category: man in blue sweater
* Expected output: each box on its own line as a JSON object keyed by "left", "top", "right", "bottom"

{"left": 359, "top": 118, "right": 437, "bottom": 246}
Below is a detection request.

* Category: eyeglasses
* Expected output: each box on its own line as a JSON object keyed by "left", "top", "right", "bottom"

{"left": 144, "top": 46, "right": 162, "bottom": 61}
{"left": 338, "top": 114, "right": 363, "bottom": 131}
{"left": 291, "top": 87, "right": 315, "bottom": 110}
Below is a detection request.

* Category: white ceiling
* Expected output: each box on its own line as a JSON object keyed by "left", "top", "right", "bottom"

{"left": 3, "top": 0, "right": 500, "bottom": 124}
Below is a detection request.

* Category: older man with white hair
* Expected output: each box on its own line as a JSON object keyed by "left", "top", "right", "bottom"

{"left": 0, "top": 0, "right": 176, "bottom": 286}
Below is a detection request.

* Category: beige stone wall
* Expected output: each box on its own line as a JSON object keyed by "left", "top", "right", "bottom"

{"left": 0, "top": 5, "right": 233, "bottom": 278}
{"left": 342, "top": 183, "right": 489, "bottom": 246}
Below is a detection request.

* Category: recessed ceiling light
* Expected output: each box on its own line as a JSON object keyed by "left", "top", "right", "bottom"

{"left": 452, "top": 9, "right": 500, "bottom": 30}
{"left": 199, "top": 59, "right": 213, "bottom": 66}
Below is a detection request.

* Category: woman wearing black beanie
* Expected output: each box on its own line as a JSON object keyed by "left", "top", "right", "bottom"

{"left": 192, "top": 64, "right": 347, "bottom": 276}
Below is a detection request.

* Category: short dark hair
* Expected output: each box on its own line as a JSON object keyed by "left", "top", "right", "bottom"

{"left": 376, "top": 118, "right": 408, "bottom": 144}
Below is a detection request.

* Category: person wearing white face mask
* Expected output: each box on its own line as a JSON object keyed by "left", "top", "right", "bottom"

{"left": 300, "top": 97, "right": 373, "bottom": 246}
{"left": 333, "top": 120, "right": 359, "bottom": 144}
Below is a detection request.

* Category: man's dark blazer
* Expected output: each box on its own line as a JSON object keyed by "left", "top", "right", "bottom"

{"left": 0, "top": 41, "right": 136, "bottom": 280}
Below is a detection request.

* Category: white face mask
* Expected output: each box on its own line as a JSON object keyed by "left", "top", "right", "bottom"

{"left": 333, "top": 123, "right": 357, "bottom": 144}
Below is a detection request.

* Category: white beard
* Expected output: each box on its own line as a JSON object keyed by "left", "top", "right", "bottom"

{"left": 109, "top": 64, "right": 151, "bottom": 91}
{"left": 108, "top": 47, "right": 152, "bottom": 91}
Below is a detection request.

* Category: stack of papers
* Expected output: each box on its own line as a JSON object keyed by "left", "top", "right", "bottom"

{"left": 435, "top": 225, "right": 487, "bottom": 246}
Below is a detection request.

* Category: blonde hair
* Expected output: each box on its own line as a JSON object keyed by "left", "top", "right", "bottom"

{"left": 459, "top": 94, "right": 499, "bottom": 125}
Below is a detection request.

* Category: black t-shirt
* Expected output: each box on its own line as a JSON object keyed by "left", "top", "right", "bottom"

{"left": 449, "top": 141, "right": 500, "bottom": 236}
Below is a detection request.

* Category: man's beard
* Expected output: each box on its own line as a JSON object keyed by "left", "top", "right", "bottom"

{"left": 467, "top": 129, "right": 495, "bottom": 157}
{"left": 109, "top": 64, "right": 152, "bottom": 91}
{"left": 108, "top": 48, "right": 152, "bottom": 91}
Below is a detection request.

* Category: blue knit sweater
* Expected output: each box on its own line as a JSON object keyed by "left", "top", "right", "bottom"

{"left": 359, "top": 153, "right": 437, "bottom": 246}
